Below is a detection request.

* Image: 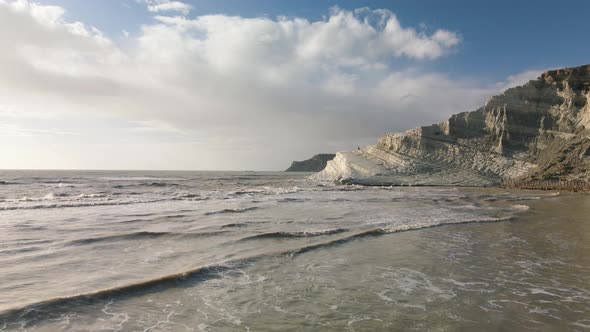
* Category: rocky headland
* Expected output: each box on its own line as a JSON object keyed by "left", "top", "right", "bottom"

{"left": 313, "top": 64, "right": 590, "bottom": 186}
{"left": 286, "top": 154, "right": 336, "bottom": 172}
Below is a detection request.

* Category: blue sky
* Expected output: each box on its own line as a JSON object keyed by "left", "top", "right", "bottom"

{"left": 0, "top": 0, "right": 589, "bottom": 170}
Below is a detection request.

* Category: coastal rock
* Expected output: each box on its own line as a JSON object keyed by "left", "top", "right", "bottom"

{"left": 313, "top": 64, "right": 590, "bottom": 186}
{"left": 286, "top": 154, "right": 336, "bottom": 172}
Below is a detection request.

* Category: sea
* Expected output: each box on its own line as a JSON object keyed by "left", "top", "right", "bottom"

{"left": 0, "top": 170, "right": 588, "bottom": 331}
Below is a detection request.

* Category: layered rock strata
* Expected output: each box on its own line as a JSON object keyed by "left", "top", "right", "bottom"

{"left": 313, "top": 64, "right": 590, "bottom": 186}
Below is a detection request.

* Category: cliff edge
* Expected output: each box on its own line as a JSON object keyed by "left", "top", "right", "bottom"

{"left": 312, "top": 64, "right": 590, "bottom": 186}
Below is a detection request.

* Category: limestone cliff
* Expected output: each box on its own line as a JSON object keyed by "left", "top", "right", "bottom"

{"left": 286, "top": 154, "right": 336, "bottom": 172}
{"left": 313, "top": 64, "right": 590, "bottom": 186}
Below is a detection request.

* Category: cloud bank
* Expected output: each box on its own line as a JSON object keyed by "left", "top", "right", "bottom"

{"left": 0, "top": 0, "right": 540, "bottom": 170}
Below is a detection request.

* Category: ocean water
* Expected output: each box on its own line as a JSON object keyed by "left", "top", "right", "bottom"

{"left": 0, "top": 170, "right": 588, "bottom": 331}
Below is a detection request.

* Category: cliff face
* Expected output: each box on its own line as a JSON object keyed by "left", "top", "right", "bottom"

{"left": 286, "top": 154, "right": 336, "bottom": 172}
{"left": 313, "top": 64, "right": 590, "bottom": 186}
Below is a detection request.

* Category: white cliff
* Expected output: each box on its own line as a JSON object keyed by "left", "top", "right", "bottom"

{"left": 312, "top": 64, "right": 590, "bottom": 186}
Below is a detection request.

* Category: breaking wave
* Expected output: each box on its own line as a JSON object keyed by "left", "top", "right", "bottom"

{"left": 288, "top": 216, "right": 515, "bottom": 256}
{"left": 0, "top": 198, "right": 167, "bottom": 211}
{"left": 141, "top": 182, "right": 180, "bottom": 187}
{"left": 66, "top": 230, "right": 229, "bottom": 246}
{"left": 204, "top": 206, "right": 260, "bottom": 216}
{"left": 240, "top": 228, "right": 349, "bottom": 241}
{"left": 0, "top": 214, "right": 517, "bottom": 323}
{"left": 511, "top": 204, "right": 530, "bottom": 211}
{"left": 220, "top": 222, "right": 249, "bottom": 229}
{"left": 0, "top": 259, "right": 261, "bottom": 323}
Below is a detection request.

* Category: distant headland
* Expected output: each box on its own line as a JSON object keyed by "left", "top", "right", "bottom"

{"left": 286, "top": 154, "right": 336, "bottom": 172}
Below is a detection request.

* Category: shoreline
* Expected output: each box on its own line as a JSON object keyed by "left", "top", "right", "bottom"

{"left": 330, "top": 180, "right": 589, "bottom": 193}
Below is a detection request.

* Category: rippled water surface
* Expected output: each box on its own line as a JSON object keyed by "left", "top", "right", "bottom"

{"left": 0, "top": 170, "right": 588, "bottom": 331}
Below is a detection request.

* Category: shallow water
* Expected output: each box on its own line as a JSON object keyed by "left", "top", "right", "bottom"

{"left": 0, "top": 171, "right": 588, "bottom": 331}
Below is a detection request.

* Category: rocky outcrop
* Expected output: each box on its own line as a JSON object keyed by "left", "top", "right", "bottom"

{"left": 313, "top": 64, "right": 590, "bottom": 186}
{"left": 286, "top": 154, "right": 336, "bottom": 172}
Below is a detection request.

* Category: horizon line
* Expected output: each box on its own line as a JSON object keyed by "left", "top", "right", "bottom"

{"left": 0, "top": 168, "right": 287, "bottom": 172}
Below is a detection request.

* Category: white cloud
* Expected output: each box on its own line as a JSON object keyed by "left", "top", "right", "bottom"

{"left": 0, "top": 123, "right": 77, "bottom": 137}
{"left": 151, "top": 7, "right": 460, "bottom": 66}
{"left": 0, "top": 1, "right": 534, "bottom": 170}
{"left": 496, "top": 69, "right": 544, "bottom": 90}
{"left": 142, "top": 0, "right": 192, "bottom": 15}
{"left": 7, "top": 0, "right": 64, "bottom": 25}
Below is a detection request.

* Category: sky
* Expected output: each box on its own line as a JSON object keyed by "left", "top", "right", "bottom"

{"left": 0, "top": 0, "right": 589, "bottom": 170}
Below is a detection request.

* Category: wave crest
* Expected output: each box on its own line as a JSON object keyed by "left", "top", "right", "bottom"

{"left": 204, "top": 206, "right": 259, "bottom": 216}
{"left": 240, "top": 228, "right": 349, "bottom": 241}
{"left": 67, "top": 230, "right": 229, "bottom": 246}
